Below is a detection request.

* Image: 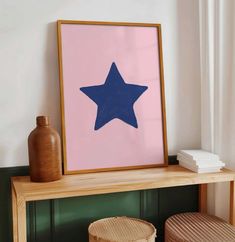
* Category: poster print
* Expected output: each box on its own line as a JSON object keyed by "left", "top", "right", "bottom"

{"left": 57, "top": 20, "right": 168, "bottom": 174}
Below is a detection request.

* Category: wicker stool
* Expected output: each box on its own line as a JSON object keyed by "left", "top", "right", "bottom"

{"left": 88, "top": 216, "right": 156, "bottom": 242}
{"left": 165, "top": 212, "right": 235, "bottom": 242}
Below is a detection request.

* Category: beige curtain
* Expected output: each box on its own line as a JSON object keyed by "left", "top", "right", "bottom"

{"left": 199, "top": 0, "right": 235, "bottom": 221}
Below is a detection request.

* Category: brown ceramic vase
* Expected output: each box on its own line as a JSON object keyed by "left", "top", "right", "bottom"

{"left": 28, "top": 116, "right": 62, "bottom": 182}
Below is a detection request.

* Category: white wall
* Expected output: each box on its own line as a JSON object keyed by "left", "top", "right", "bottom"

{"left": 0, "top": 0, "right": 201, "bottom": 167}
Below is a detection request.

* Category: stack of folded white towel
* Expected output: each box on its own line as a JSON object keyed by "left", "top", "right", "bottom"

{"left": 177, "top": 150, "right": 225, "bottom": 173}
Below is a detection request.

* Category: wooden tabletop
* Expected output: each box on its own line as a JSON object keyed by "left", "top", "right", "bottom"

{"left": 11, "top": 165, "right": 235, "bottom": 202}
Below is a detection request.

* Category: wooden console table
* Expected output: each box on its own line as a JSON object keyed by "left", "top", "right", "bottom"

{"left": 11, "top": 165, "right": 235, "bottom": 242}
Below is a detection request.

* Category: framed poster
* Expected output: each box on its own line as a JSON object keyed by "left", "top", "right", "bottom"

{"left": 57, "top": 20, "right": 168, "bottom": 174}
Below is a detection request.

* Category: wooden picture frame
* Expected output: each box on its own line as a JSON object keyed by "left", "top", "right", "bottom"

{"left": 57, "top": 20, "right": 168, "bottom": 174}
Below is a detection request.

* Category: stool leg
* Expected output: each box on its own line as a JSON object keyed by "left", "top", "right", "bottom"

{"left": 199, "top": 184, "right": 207, "bottom": 213}
{"left": 230, "top": 181, "right": 235, "bottom": 225}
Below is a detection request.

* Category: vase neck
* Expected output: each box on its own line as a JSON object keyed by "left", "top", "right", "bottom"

{"left": 36, "top": 116, "right": 50, "bottom": 127}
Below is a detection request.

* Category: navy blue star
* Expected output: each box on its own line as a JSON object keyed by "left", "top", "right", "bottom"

{"left": 80, "top": 62, "right": 148, "bottom": 130}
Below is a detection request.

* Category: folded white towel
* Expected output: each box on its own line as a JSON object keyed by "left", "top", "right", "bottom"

{"left": 179, "top": 149, "right": 219, "bottom": 162}
{"left": 177, "top": 153, "right": 225, "bottom": 168}
{"left": 179, "top": 160, "right": 223, "bottom": 173}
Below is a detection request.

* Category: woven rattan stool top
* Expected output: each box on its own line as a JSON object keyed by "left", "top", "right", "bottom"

{"left": 165, "top": 212, "right": 235, "bottom": 242}
{"left": 88, "top": 216, "right": 156, "bottom": 242}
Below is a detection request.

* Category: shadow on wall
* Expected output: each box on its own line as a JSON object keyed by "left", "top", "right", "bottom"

{"left": 0, "top": 146, "right": 7, "bottom": 166}
{"left": 41, "top": 22, "right": 61, "bottom": 133}
{"left": 174, "top": 0, "right": 201, "bottom": 150}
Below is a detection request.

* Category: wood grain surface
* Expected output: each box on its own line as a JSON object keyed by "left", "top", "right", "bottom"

{"left": 12, "top": 165, "right": 235, "bottom": 202}
{"left": 28, "top": 116, "right": 62, "bottom": 182}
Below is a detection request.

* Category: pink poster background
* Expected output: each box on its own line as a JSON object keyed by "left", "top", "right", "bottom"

{"left": 60, "top": 24, "right": 165, "bottom": 172}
